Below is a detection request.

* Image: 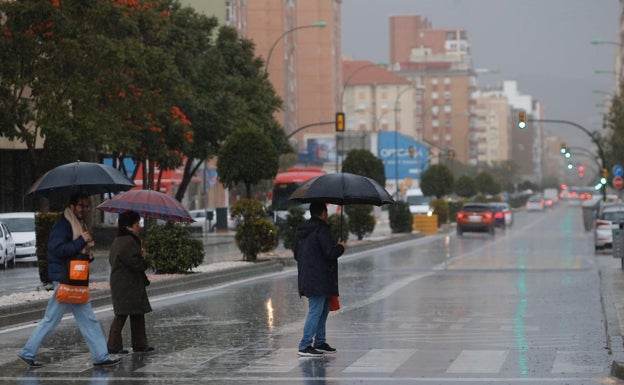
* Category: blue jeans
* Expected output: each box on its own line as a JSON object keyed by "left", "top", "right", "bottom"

{"left": 299, "top": 295, "right": 330, "bottom": 350}
{"left": 19, "top": 282, "right": 110, "bottom": 364}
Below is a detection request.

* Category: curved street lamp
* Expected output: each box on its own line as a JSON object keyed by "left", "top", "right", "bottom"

{"left": 339, "top": 62, "right": 387, "bottom": 110}
{"left": 264, "top": 21, "right": 326, "bottom": 73}
{"left": 591, "top": 39, "right": 623, "bottom": 47}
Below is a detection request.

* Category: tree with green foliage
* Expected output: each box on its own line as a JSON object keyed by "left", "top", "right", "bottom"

{"left": 603, "top": 83, "right": 624, "bottom": 169}
{"left": 283, "top": 205, "right": 305, "bottom": 250}
{"left": 389, "top": 201, "right": 412, "bottom": 233}
{"left": 145, "top": 222, "right": 204, "bottom": 274}
{"left": 341, "top": 149, "right": 384, "bottom": 239}
{"left": 172, "top": 25, "right": 290, "bottom": 202}
{"left": 341, "top": 149, "right": 385, "bottom": 186}
{"left": 420, "top": 164, "right": 454, "bottom": 199}
{"left": 455, "top": 175, "right": 477, "bottom": 198}
{"left": 345, "top": 205, "right": 375, "bottom": 240}
{"left": 217, "top": 126, "right": 279, "bottom": 198}
{"left": 475, "top": 171, "right": 501, "bottom": 195}
{"left": 0, "top": 1, "right": 288, "bottom": 206}
{"left": 231, "top": 198, "right": 278, "bottom": 261}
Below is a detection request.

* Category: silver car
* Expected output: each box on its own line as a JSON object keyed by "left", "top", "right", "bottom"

{"left": 594, "top": 204, "right": 624, "bottom": 250}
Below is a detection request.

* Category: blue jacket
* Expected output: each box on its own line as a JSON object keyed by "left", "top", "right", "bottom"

{"left": 293, "top": 217, "right": 344, "bottom": 297}
{"left": 47, "top": 215, "right": 87, "bottom": 282}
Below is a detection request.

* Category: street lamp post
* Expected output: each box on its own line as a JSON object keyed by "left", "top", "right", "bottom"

{"left": 264, "top": 21, "right": 326, "bottom": 74}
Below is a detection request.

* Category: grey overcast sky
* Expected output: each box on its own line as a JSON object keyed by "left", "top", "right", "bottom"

{"left": 341, "top": 0, "right": 620, "bottom": 148}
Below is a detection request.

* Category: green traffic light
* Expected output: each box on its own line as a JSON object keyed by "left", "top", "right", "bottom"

{"left": 518, "top": 121, "right": 526, "bottom": 129}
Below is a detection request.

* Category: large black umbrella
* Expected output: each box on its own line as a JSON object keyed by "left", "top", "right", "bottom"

{"left": 288, "top": 172, "right": 394, "bottom": 206}
{"left": 26, "top": 161, "right": 136, "bottom": 197}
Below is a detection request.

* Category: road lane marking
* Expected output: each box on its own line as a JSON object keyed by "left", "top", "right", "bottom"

{"left": 446, "top": 350, "right": 508, "bottom": 373}
{"left": 342, "top": 348, "right": 414, "bottom": 373}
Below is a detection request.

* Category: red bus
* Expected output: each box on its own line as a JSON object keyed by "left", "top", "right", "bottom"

{"left": 270, "top": 167, "right": 326, "bottom": 224}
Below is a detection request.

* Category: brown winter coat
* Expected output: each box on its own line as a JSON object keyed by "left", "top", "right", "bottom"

{"left": 109, "top": 231, "right": 152, "bottom": 315}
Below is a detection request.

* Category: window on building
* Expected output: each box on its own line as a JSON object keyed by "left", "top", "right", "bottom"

{"left": 431, "top": 78, "right": 438, "bottom": 85}
{"left": 432, "top": 119, "right": 439, "bottom": 128}
{"left": 444, "top": 77, "right": 451, "bottom": 84}
{"left": 446, "top": 31, "right": 456, "bottom": 40}
{"left": 432, "top": 92, "right": 439, "bottom": 99}
{"left": 431, "top": 106, "right": 439, "bottom": 116}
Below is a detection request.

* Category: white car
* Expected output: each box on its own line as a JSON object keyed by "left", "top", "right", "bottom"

{"left": 0, "top": 212, "right": 36, "bottom": 264}
{"left": 594, "top": 203, "right": 624, "bottom": 250}
{"left": 189, "top": 208, "right": 237, "bottom": 231}
{"left": 0, "top": 220, "right": 16, "bottom": 269}
{"left": 526, "top": 196, "right": 545, "bottom": 212}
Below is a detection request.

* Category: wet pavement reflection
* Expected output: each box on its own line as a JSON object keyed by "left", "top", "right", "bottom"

{"left": 0, "top": 206, "right": 623, "bottom": 384}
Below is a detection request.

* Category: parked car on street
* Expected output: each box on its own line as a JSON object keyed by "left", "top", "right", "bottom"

{"left": 0, "top": 212, "right": 36, "bottom": 264}
{"left": 189, "top": 208, "right": 237, "bottom": 231}
{"left": 594, "top": 203, "right": 624, "bottom": 250}
{"left": 488, "top": 202, "right": 513, "bottom": 228}
{"left": 526, "top": 195, "right": 545, "bottom": 212}
{"left": 456, "top": 203, "right": 495, "bottom": 236}
{"left": 0, "top": 220, "right": 16, "bottom": 269}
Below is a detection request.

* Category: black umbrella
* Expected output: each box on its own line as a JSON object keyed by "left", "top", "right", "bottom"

{"left": 288, "top": 172, "right": 394, "bottom": 206}
{"left": 26, "top": 161, "right": 136, "bottom": 197}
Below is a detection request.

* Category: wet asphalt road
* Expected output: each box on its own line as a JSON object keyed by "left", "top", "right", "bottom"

{"left": 1, "top": 204, "right": 624, "bottom": 384}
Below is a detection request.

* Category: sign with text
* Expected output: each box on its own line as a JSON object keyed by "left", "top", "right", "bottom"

{"left": 377, "top": 132, "right": 428, "bottom": 181}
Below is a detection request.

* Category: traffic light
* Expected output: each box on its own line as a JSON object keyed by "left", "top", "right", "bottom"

{"left": 335, "top": 112, "right": 345, "bottom": 132}
{"left": 578, "top": 165, "right": 584, "bottom": 179}
{"left": 518, "top": 111, "right": 526, "bottom": 129}
{"left": 448, "top": 150, "right": 455, "bottom": 160}
{"left": 601, "top": 167, "right": 608, "bottom": 184}
{"left": 560, "top": 142, "right": 567, "bottom": 154}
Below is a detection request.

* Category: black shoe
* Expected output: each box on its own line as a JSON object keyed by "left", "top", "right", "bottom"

{"left": 297, "top": 346, "right": 324, "bottom": 357}
{"left": 93, "top": 358, "right": 122, "bottom": 367}
{"left": 313, "top": 342, "right": 336, "bottom": 354}
{"left": 17, "top": 355, "right": 43, "bottom": 368}
{"left": 108, "top": 348, "right": 129, "bottom": 355}
{"left": 133, "top": 346, "right": 155, "bottom": 353}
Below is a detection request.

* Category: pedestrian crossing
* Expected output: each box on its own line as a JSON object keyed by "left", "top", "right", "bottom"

{"left": 0, "top": 347, "right": 613, "bottom": 378}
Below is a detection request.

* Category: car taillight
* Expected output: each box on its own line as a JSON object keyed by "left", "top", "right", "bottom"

{"left": 494, "top": 212, "right": 503, "bottom": 219}
{"left": 596, "top": 220, "right": 612, "bottom": 227}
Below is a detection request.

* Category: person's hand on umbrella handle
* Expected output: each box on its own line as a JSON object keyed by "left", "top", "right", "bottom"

{"left": 81, "top": 230, "right": 93, "bottom": 244}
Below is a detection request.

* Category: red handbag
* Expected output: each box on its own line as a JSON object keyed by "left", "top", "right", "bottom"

{"left": 328, "top": 295, "right": 340, "bottom": 311}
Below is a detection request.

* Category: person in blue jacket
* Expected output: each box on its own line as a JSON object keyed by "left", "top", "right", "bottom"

{"left": 17, "top": 193, "right": 121, "bottom": 368}
{"left": 294, "top": 202, "right": 346, "bottom": 357}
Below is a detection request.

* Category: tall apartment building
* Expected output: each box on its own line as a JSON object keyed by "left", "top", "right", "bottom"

{"left": 389, "top": 15, "right": 476, "bottom": 164}
{"left": 473, "top": 88, "right": 512, "bottom": 165}
{"left": 225, "top": 0, "right": 340, "bottom": 160}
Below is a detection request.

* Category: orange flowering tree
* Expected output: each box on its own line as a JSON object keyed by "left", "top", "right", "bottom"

{"left": 0, "top": 0, "right": 289, "bottom": 203}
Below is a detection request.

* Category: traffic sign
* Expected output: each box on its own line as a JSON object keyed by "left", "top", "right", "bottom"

{"left": 614, "top": 176, "right": 624, "bottom": 190}
{"left": 613, "top": 164, "right": 623, "bottom": 178}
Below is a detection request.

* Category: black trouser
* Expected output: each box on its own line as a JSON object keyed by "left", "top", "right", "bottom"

{"left": 107, "top": 314, "right": 148, "bottom": 351}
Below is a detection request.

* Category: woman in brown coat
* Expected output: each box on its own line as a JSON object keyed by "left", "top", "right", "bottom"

{"left": 107, "top": 210, "right": 154, "bottom": 354}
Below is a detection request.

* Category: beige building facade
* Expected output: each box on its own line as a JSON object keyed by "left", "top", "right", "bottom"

{"left": 389, "top": 15, "right": 476, "bottom": 165}
{"left": 473, "top": 88, "right": 511, "bottom": 165}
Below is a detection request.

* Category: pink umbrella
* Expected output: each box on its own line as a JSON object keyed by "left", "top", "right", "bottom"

{"left": 96, "top": 190, "right": 194, "bottom": 223}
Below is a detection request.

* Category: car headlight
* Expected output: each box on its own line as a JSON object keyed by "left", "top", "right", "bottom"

{"left": 23, "top": 240, "right": 36, "bottom": 247}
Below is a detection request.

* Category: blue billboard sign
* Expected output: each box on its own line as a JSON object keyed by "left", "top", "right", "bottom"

{"left": 377, "top": 132, "right": 428, "bottom": 181}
